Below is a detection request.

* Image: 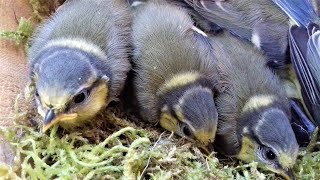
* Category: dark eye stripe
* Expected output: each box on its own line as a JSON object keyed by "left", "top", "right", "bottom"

{"left": 170, "top": 106, "right": 179, "bottom": 120}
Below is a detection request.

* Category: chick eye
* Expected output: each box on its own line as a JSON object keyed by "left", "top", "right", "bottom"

{"left": 74, "top": 93, "right": 85, "bottom": 103}
{"left": 264, "top": 148, "right": 276, "bottom": 161}
{"left": 35, "top": 89, "right": 39, "bottom": 97}
{"left": 182, "top": 124, "right": 192, "bottom": 137}
{"left": 266, "top": 150, "right": 276, "bottom": 160}
{"left": 73, "top": 89, "right": 90, "bottom": 104}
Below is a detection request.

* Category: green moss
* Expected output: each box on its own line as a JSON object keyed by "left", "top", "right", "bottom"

{"left": 3, "top": 125, "right": 149, "bottom": 179}
{"left": 0, "top": 18, "right": 33, "bottom": 50}
{"left": 2, "top": 108, "right": 320, "bottom": 179}
{"left": 294, "top": 150, "right": 320, "bottom": 179}
{"left": 29, "top": 0, "right": 47, "bottom": 22}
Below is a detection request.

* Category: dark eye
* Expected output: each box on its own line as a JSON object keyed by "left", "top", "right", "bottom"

{"left": 182, "top": 125, "right": 192, "bottom": 137}
{"left": 74, "top": 92, "right": 86, "bottom": 104}
{"left": 265, "top": 149, "right": 276, "bottom": 161}
{"left": 35, "top": 89, "right": 39, "bottom": 97}
{"left": 170, "top": 108, "right": 179, "bottom": 120}
{"left": 213, "top": 91, "right": 218, "bottom": 98}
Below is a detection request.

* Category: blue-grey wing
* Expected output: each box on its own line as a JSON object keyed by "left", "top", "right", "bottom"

{"left": 289, "top": 24, "right": 320, "bottom": 125}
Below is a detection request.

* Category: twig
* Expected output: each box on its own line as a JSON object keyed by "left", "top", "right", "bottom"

{"left": 139, "top": 131, "right": 165, "bottom": 179}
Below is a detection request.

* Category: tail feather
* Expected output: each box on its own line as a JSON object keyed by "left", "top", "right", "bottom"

{"left": 307, "top": 24, "right": 320, "bottom": 86}
{"left": 306, "top": 24, "right": 320, "bottom": 123}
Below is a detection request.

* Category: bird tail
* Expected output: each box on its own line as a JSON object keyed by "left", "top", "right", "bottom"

{"left": 272, "top": 0, "right": 319, "bottom": 27}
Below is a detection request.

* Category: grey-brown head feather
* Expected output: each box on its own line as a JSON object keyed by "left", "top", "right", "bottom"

{"left": 179, "top": 86, "right": 217, "bottom": 130}
{"left": 35, "top": 48, "right": 95, "bottom": 98}
{"left": 255, "top": 108, "right": 298, "bottom": 156}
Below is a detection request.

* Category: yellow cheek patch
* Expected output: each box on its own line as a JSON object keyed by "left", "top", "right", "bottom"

{"left": 194, "top": 129, "right": 216, "bottom": 146}
{"left": 159, "top": 112, "right": 179, "bottom": 133}
{"left": 279, "top": 153, "right": 296, "bottom": 168}
{"left": 242, "top": 95, "right": 276, "bottom": 112}
{"left": 43, "top": 113, "right": 78, "bottom": 132}
{"left": 75, "top": 82, "right": 108, "bottom": 122}
{"left": 89, "top": 83, "right": 108, "bottom": 110}
{"left": 157, "top": 72, "right": 200, "bottom": 95}
{"left": 237, "top": 136, "right": 257, "bottom": 162}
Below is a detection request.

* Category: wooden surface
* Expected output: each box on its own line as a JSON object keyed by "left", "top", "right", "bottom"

{"left": 0, "top": 0, "right": 33, "bottom": 168}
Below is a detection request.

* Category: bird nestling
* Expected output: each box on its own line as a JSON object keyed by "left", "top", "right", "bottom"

{"left": 210, "top": 32, "right": 299, "bottom": 180}
{"left": 130, "top": 1, "right": 221, "bottom": 148}
{"left": 28, "top": 0, "right": 132, "bottom": 132}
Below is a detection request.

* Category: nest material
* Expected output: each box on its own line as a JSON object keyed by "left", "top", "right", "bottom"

{"left": 1, "top": 104, "right": 271, "bottom": 179}
{"left": 0, "top": 90, "right": 319, "bottom": 180}
{"left": 29, "top": 0, "right": 64, "bottom": 22}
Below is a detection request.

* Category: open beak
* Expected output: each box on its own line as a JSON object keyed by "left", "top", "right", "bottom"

{"left": 43, "top": 108, "right": 78, "bottom": 132}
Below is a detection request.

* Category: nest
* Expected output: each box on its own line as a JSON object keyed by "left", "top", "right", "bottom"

{"left": 0, "top": 87, "right": 318, "bottom": 179}
{"left": 0, "top": 99, "right": 271, "bottom": 179}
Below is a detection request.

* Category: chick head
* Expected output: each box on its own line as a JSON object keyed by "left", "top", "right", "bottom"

{"left": 158, "top": 73, "right": 219, "bottom": 148}
{"left": 238, "top": 95, "right": 299, "bottom": 180}
{"left": 32, "top": 48, "right": 110, "bottom": 132}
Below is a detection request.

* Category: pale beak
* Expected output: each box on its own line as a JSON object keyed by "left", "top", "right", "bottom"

{"left": 281, "top": 169, "right": 295, "bottom": 180}
{"left": 270, "top": 166, "right": 295, "bottom": 180}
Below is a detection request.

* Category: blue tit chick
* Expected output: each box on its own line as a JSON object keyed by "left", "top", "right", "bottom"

{"left": 210, "top": 32, "right": 299, "bottom": 180}
{"left": 130, "top": 1, "right": 221, "bottom": 148}
{"left": 28, "top": 0, "right": 132, "bottom": 132}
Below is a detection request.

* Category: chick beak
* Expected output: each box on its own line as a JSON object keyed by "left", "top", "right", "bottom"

{"left": 43, "top": 109, "right": 78, "bottom": 132}
{"left": 280, "top": 169, "right": 295, "bottom": 180}
{"left": 44, "top": 108, "right": 56, "bottom": 125}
